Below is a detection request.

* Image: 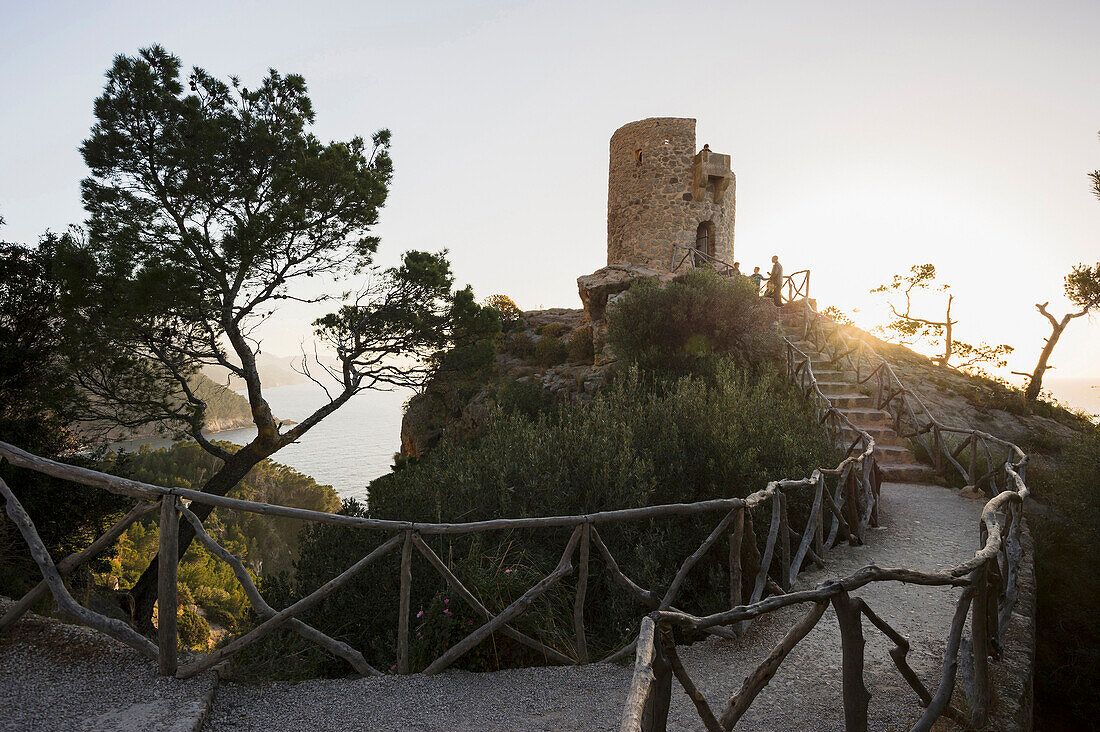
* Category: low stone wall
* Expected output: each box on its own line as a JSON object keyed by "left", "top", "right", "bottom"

{"left": 989, "top": 516, "right": 1036, "bottom": 731}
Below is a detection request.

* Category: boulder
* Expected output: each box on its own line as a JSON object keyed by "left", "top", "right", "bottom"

{"left": 958, "top": 485, "right": 986, "bottom": 500}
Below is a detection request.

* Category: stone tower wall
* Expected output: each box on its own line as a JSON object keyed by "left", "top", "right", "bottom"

{"left": 607, "top": 117, "right": 735, "bottom": 271}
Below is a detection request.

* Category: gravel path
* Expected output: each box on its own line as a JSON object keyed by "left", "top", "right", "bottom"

{"left": 0, "top": 599, "right": 216, "bottom": 731}
{"left": 205, "top": 481, "right": 981, "bottom": 731}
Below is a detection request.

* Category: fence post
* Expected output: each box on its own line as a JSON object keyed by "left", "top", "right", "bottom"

{"left": 778, "top": 491, "right": 791, "bottom": 590}
{"left": 814, "top": 475, "right": 825, "bottom": 558}
{"left": 574, "top": 522, "right": 590, "bottom": 664}
{"left": 931, "top": 425, "right": 943, "bottom": 473}
{"left": 845, "top": 469, "right": 861, "bottom": 545}
{"left": 969, "top": 435, "right": 977, "bottom": 486}
{"left": 970, "top": 562, "right": 991, "bottom": 727}
{"left": 739, "top": 509, "right": 760, "bottom": 635}
{"left": 729, "top": 507, "right": 744, "bottom": 614}
{"left": 157, "top": 496, "right": 179, "bottom": 676}
{"left": 831, "top": 589, "right": 869, "bottom": 732}
{"left": 641, "top": 624, "right": 672, "bottom": 732}
{"left": 398, "top": 530, "right": 413, "bottom": 674}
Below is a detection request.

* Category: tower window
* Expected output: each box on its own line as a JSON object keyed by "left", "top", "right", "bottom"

{"left": 634, "top": 148, "right": 642, "bottom": 163}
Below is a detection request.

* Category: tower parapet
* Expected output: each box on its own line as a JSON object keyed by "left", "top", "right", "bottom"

{"left": 606, "top": 117, "right": 735, "bottom": 271}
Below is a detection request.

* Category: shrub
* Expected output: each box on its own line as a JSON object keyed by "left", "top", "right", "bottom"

{"left": 496, "top": 378, "right": 559, "bottom": 419}
{"left": 608, "top": 268, "right": 779, "bottom": 379}
{"left": 539, "top": 322, "right": 570, "bottom": 339}
{"left": 533, "top": 336, "right": 567, "bottom": 367}
{"left": 506, "top": 331, "right": 535, "bottom": 360}
{"left": 1031, "top": 426, "right": 1100, "bottom": 727}
{"left": 177, "top": 604, "right": 211, "bottom": 650}
{"left": 567, "top": 328, "right": 595, "bottom": 364}
{"left": 484, "top": 294, "right": 524, "bottom": 330}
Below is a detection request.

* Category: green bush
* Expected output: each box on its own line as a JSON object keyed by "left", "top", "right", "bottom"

{"left": 238, "top": 363, "right": 832, "bottom": 678}
{"left": 567, "top": 328, "right": 595, "bottom": 363}
{"left": 496, "top": 378, "right": 559, "bottom": 420}
{"left": 539, "top": 322, "right": 570, "bottom": 339}
{"left": 484, "top": 294, "right": 524, "bottom": 331}
{"left": 506, "top": 331, "right": 535, "bottom": 360}
{"left": 1031, "top": 426, "right": 1100, "bottom": 727}
{"left": 533, "top": 336, "right": 567, "bottom": 367}
{"left": 608, "top": 268, "right": 779, "bottom": 379}
{"left": 177, "top": 604, "right": 211, "bottom": 651}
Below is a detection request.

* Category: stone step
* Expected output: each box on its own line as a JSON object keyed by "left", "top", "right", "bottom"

{"left": 810, "top": 358, "right": 843, "bottom": 371}
{"left": 830, "top": 393, "right": 874, "bottom": 409}
{"left": 840, "top": 425, "right": 905, "bottom": 447}
{"left": 837, "top": 408, "right": 892, "bottom": 427}
{"left": 872, "top": 444, "right": 921, "bottom": 465}
{"left": 878, "top": 462, "right": 939, "bottom": 483}
{"left": 818, "top": 381, "right": 864, "bottom": 397}
{"left": 809, "top": 369, "right": 853, "bottom": 383}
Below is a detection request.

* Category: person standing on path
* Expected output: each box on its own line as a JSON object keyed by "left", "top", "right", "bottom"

{"left": 766, "top": 255, "right": 783, "bottom": 306}
{"left": 749, "top": 266, "right": 764, "bottom": 292}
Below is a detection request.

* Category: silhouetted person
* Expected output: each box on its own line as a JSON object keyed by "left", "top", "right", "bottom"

{"left": 766, "top": 255, "right": 783, "bottom": 306}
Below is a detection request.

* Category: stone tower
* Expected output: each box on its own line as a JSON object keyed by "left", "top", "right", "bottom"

{"left": 606, "top": 118, "right": 735, "bottom": 271}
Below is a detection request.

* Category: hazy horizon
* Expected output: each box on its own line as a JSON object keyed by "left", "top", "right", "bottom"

{"left": 2, "top": 1, "right": 1097, "bottom": 408}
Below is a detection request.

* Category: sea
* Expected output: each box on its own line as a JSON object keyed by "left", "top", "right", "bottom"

{"left": 1044, "top": 377, "right": 1100, "bottom": 420}
{"left": 110, "top": 383, "right": 410, "bottom": 501}
{"left": 109, "top": 376, "right": 1098, "bottom": 502}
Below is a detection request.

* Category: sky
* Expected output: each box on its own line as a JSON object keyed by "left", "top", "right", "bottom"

{"left": 1, "top": 0, "right": 1097, "bottom": 408}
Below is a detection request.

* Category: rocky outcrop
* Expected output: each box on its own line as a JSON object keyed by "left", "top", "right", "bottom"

{"left": 576, "top": 263, "right": 666, "bottom": 322}
{"left": 399, "top": 308, "right": 608, "bottom": 461}
{"left": 577, "top": 263, "right": 672, "bottom": 366}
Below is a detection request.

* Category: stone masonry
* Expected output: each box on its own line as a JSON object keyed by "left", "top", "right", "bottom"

{"left": 606, "top": 117, "right": 735, "bottom": 271}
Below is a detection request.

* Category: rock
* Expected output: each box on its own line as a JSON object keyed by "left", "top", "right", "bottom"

{"left": 958, "top": 485, "right": 986, "bottom": 500}
{"left": 458, "top": 386, "right": 495, "bottom": 437}
{"left": 591, "top": 319, "right": 615, "bottom": 367}
{"left": 576, "top": 264, "right": 665, "bottom": 322}
{"left": 522, "top": 308, "right": 587, "bottom": 332}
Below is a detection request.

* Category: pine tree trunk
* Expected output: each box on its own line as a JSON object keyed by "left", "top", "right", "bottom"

{"left": 129, "top": 444, "right": 270, "bottom": 633}
{"left": 1025, "top": 320, "right": 1068, "bottom": 402}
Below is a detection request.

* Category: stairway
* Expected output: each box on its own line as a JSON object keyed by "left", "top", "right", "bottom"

{"left": 780, "top": 322, "right": 938, "bottom": 484}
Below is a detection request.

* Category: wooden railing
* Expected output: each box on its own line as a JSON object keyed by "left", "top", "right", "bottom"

{"left": 778, "top": 269, "right": 811, "bottom": 304}
{"left": 670, "top": 244, "right": 739, "bottom": 278}
{"left": 619, "top": 305, "right": 1029, "bottom": 731}
{"left": 669, "top": 245, "right": 812, "bottom": 305}
{"left": 788, "top": 302, "right": 1026, "bottom": 497}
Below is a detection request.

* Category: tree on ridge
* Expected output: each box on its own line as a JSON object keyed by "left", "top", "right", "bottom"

{"left": 1021, "top": 137, "right": 1100, "bottom": 402}
{"left": 58, "top": 46, "right": 497, "bottom": 630}
{"left": 870, "top": 263, "right": 1012, "bottom": 373}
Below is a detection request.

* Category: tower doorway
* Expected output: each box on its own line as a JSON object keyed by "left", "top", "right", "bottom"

{"left": 695, "top": 221, "right": 716, "bottom": 260}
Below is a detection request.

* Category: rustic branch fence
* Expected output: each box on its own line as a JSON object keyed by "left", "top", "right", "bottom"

{"left": 0, "top": 426, "right": 872, "bottom": 682}
{"left": 671, "top": 244, "right": 740, "bottom": 278}
{"left": 619, "top": 304, "right": 1028, "bottom": 731}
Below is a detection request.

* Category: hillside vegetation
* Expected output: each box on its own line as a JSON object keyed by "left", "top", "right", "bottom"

{"left": 233, "top": 269, "right": 836, "bottom": 678}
